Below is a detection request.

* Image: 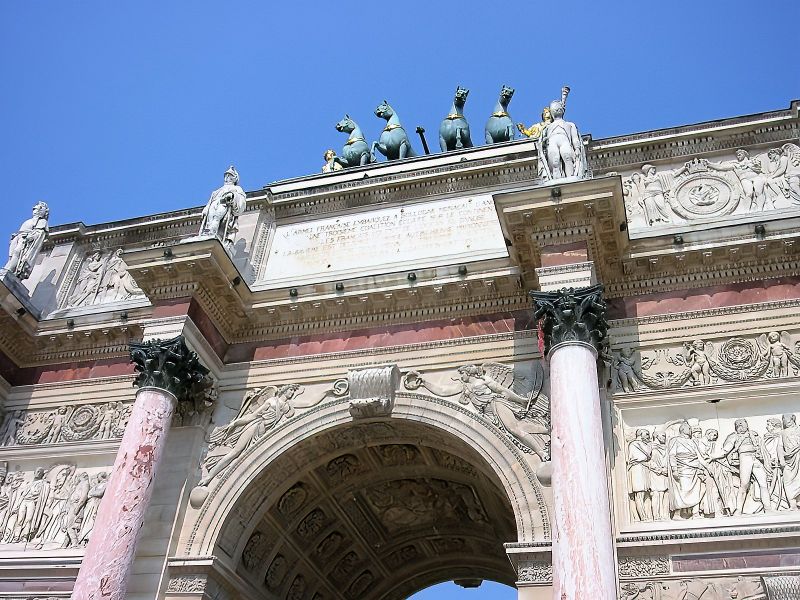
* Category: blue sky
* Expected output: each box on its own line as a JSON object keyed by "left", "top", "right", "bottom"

{"left": 1, "top": 1, "right": 798, "bottom": 247}
{"left": 410, "top": 581, "right": 515, "bottom": 599}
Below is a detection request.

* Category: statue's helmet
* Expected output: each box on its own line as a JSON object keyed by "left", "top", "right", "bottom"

{"left": 224, "top": 165, "right": 240, "bottom": 185}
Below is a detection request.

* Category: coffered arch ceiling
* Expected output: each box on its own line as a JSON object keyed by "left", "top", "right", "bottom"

{"left": 216, "top": 420, "right": 520, "bottom": 600}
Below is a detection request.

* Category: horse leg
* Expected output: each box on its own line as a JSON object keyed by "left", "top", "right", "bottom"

{"left": 439, "top": 135, "right": 448, "bottom": 153}
{"left": 359, "top": 152, "right": 370, "bottom": 166}
{"left": 485, "top": 128, "right": 494, "bottom": 144}
{"left": 455, "top": 128, "right": 463, "bottom": 150}
{"left": 399, "top": 140, "right": 409, "bottom": 159}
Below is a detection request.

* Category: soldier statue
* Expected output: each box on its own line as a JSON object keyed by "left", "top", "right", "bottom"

{"left": 4, "top": 201, "right": 49, "bottom": 280}
{"left": 198, "top": 166, "right": 247, "bottom": 251}
{"left": 539, "top": 86, "right": 589, "bottom": 182}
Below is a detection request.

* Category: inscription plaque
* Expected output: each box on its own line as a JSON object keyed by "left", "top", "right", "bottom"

{"left": 259, "top": 195, "right": 507, "bottom": 287}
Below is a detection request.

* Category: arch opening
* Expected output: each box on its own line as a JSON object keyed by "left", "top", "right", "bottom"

{"left": 215, "top": 419, "right": 520, "bottom": 599}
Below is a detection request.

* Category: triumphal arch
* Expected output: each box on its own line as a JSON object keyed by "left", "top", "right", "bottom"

{"left": 0, "top": 91, "right": 799, "bottom": 600}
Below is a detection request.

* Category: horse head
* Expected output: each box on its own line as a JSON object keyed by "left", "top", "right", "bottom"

{"left": 336, "top": 114, "right": 357, "bottom": 134}
{"left": 374, "top": 100, "right": 394, "bottom": 121}
{"left": 454, "top": 86, "right": 469, "bottom": 107}
{"left": 499, "top": 85, "right": 515, "bottom": 106}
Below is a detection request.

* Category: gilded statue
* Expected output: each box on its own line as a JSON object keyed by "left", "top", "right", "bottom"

{"left": 516, "top": 106, "right": 552, "bottom": 140}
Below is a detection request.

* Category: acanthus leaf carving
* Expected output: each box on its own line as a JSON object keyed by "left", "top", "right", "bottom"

{"left": 530, "top": 284, "right": 608, "bottom": 356}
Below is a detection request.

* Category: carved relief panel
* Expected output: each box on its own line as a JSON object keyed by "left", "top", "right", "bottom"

{"left": 619, "top": 144, "right": 800, "bottom": 233}
{"left": 57, "top": 247, "right": 146, "bottom": 311}
{"left": 0, "top": 401, "right": 132, "bottom": 447}
{"left": 611, "top": 330, "right": 800, "bottom": 394}
{"left": 618, "top": 395, "right": 800, "bottom": 526}
{"left": 0, "top": 461, "right": 108, "bottom": 550}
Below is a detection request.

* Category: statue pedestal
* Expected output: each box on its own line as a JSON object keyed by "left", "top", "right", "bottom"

{"left": 0, "top": 268, "right": 40, "bottom": 318}
{"left": 71, "top": 387, "right": 177, "bottom": 600}
{"left": 549, "top": 342, "right": 616, "bottom": 600}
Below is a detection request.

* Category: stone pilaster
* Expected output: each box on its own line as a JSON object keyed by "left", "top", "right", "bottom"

{"left": 529, "top": 285, "right": 616, "bottom": 600}
{"left": 72, "top": 336, "right": 210, "bottom": 600}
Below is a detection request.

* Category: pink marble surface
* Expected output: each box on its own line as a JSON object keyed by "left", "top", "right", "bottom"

{"left": 71, "top": 387, "right": 176, "bottom": 600}
{"left": 549, "top": 344, "right": 617, "bottom": 600}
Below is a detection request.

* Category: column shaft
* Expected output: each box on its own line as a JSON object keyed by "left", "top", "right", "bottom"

{"left": 72, "top": 387, "right": 175, "bottom": 600}
{"left": 549, "top": 343, "right": 616, "bottom": 600}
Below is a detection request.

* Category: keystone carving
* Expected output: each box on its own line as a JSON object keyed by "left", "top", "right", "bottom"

{"left": 530, "top": 284, "right": 608, "bottom": 355}
{"left": 347, "top": 364, "right": 401, "bottom": 418}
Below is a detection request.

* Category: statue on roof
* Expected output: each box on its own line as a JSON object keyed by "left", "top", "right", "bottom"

{"left": 198, "top": 166, "right": 247, "bottom": 251}
{"left": 371, "top": 100, "right": 417, "bottom": 161}
{"left": 484, "top": 85, "right": 516, "bottom": 144}
{"left": 322, "top": 149, "right": 344, "bottom": 173}
{"left": 3, "top": 201, "right": 49, "bottom": 280}
{"left": 538, "top": 86, "right": 589, "bottom": 182}
{"left": 331, "top": 116, "right": 373, "bottom": 168}
{"left": 517, "top": 106, "right": 552, "bottom": 141}
{"left": 439, "top": 86, "right": 473, "bottom": 152}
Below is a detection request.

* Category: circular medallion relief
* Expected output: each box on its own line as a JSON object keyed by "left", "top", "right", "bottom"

{"left": 672, "top": 173, "right": 738, "bottom": 218}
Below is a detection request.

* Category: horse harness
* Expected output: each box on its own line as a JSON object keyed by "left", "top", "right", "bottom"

{"left": 344, "top": 136, "right": 366, "bottom": 146}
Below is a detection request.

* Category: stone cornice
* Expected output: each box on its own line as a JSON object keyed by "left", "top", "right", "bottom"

{"left": 588, "top": 100, "right": 799, "bottom": 172}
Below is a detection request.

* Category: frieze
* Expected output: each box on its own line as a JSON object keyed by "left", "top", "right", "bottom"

{"left": 623, "top": 413, "right": 800, "bottom": 523}
{"left": 620, "top": 576, "right": 764, "bottom": 600}
{"left": 0, "top": 401, "right": 132, "bottom": 447}
{"left": 166, "top": 575, "right": 207, "bottom": 592}
{"left": 618, "top": 555, "right": 670, "bottom": 579}
{"left": 0, "top": 462, "right": 107, "bottom": 549}
{"left": 619, "top": 144, "right": 800, "bottom": 232}
{"left": 612, "top": 331, "right": 800, "bottom": 393}
{"left": 517, "top": 560, "right": 553, "bottom": 583}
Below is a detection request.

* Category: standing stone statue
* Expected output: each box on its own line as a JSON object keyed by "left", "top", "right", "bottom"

{"left": 439, "top": 86, "right": 473, "bottom": 152}
{"left": 4, "top": 201, "right": 49, "bottom": 280}
{"left": 539, "top": 86, "right": 589, "bottom": 182}
{"left": 484, "top": 85, "right": 515, "bottom": 144}
{"left": 197, "top": 166, "right": 247, "bottom": 250}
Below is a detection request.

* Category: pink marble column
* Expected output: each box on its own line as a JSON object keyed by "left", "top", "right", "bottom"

{"left": 530, "top": 285, "right": 616, "bottom": 600}
{"left": 549, "top": 342, "right": 616, "bottom": 600}
{"left": 72, "top": 335, "right": 209, "bottom": 600}
{"left": 71, "top": 387, "right": 176, "bottom": 600}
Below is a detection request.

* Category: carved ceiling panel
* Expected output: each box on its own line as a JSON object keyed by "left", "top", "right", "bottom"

{"left": 224, "top": 422, "right": 517, "bottom": 600}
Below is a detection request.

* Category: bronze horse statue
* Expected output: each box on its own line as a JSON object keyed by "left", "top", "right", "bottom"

{"left": 439, "top": 86, "right": 473, "bottom": 152}
{"left": 371, "top": 100, "right": 417, "bottom": 161}
{"left": 333, "top": 115, "right": 373, "bottom": 168}
{"left": 485, "top": 85, "right": 516, "bottom": 144}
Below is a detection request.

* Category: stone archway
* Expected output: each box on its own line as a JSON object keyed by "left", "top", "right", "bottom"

{"left": 181, "top": 393, "right": 549, "bottom": 599}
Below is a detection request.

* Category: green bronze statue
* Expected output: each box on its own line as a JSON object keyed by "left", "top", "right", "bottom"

{"left": 439, "top": 86, "right": 473, "bottom": 152}
{"left": 485, "top": 85, "right": 516, "bottom": 144}
{"left": 333, "top": 115, "right": 374, "bottom": 168}
{"left": 371, "top": 100, "right": 417, "bottom": 161}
